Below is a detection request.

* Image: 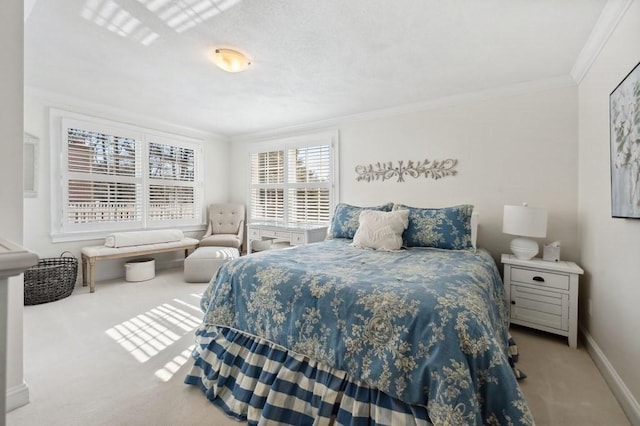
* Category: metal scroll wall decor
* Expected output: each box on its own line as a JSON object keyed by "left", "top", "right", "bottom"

{"left": 355, "top": 159, "right": 458, "bottom": 182}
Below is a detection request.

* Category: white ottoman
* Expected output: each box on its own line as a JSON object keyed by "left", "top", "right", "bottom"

{"left": 184, "top": 246, "right": 239, "bottom": 283}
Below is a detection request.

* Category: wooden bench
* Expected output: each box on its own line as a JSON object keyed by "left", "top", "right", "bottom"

{"left": 81, "top": 238, "right": 199, "bottom": 293}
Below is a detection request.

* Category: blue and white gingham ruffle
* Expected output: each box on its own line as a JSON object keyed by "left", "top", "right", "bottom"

{"left": 185, "top": 325, "right": 432, "bottom": 426}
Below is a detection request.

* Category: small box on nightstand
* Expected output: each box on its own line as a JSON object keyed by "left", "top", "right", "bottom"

{"left": 543, "top": 242, "right": 560, "bottom": 262}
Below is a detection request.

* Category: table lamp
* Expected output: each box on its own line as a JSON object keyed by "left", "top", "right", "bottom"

{"left": 502, "top": 203, "right": 547, "bottom": 260}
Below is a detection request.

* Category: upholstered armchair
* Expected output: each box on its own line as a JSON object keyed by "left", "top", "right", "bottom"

{"left": 200, "top": 203, "right": 245, "bottom": 251}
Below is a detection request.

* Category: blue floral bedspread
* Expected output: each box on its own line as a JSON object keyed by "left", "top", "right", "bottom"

{"left": 200, "top": 239, "right": 533, "bottom": 425}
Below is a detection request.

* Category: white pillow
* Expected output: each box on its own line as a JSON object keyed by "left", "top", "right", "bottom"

{"left": 104, "top": 229, "right": 184, "bottom": 248}
{"left": 352, "top": 209, "right": 409, "bottom": 251}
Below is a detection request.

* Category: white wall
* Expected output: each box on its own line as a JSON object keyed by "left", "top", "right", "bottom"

{"left": 578, "top": 1, "right": 640, "bottom": 423}
{"left": 231, "top": 85, "right": 580, "bottom": 263}
{"left": 0, "top": 0, "right": 28, "bottom": 413}
{"left": 22, "top": 94, "right": 231, "bottom": 282}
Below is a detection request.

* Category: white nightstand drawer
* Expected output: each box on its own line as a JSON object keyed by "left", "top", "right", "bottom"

{"left": 248, "top": 228, "right": 261, "bottom": 239}
{"left": 290, "top": 233, "right": 305, "bottom": 245}
{"left": 275, "top": 231, "right": 292, "bottom": 239}
{"left": 510, "top": 267, "right": 569, "bottom": 291}
{"left": 260, "top": 229, "right": 277, "bottom": 238}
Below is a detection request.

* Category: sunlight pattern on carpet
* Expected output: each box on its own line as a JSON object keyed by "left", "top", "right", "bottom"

{"left": 105, "top": 298, "right": 202, "bottom": 363}
{"left": 155, "top": 345, "right": 196, "bottom": 382}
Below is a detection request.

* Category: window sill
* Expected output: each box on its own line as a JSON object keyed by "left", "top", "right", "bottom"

{"left": 50, "top": 224, "right": 206, "bottom": 243}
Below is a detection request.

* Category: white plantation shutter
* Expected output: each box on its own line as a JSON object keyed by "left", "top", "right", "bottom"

{"left": 147, "top": 142, "right": 200, "bottom": 222}
{"left": 250, "top": 188, "right": 285, "bottom": 221}
{"left": 64, "top": 127, "right": 143, "bottom": 229}
{"left": 287, "top": 188, "right": 331, "bottom": 223}
{"left": 249, "top": 132, "right": 337, "bottom": 225}
{"left": 252, "top": 150, "right": 284, "bottom": 184}
{"left": 250, "top": 151, "right": 285, "bottom": 222}
{"left": 148, "top": 185, "right": 196, "bottom": 220}
{"left": 55, "top": 112, "right": 203, "bottom": 237}
{"left": 67, "top": 180, "right": 141, "bottom": 224}
{"left": 148, "top": 142, "right": 195, "bottom": 182}
{"left": 287, "top": 144, "right": 331, "bottom": 223}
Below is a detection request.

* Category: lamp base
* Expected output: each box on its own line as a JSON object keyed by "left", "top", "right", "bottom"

{"left": 510, "top": 237, "right": 539, "bottom": 260}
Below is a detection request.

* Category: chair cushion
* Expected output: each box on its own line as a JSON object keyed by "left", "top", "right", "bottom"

{"left": 208, "top": 204, "right": 245, "bottom": 234}
{"left": 200, "top": 234, "right": 242, "bottom": 249}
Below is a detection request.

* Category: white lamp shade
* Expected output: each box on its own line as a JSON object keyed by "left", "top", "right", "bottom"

{"left": 503, "top": 204, "right": 547, "bottom": 260}
{"left": 502, "top": 205, "right": 547, "bottom": 238}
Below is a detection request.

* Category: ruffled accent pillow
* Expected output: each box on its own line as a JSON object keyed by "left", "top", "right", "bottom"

{"left": 393, "top": 204, "right": 474, "bottom": 250}
{"left": 352, "top": 209, "right": 409, "bottom": 251}
{"left": 328, "top": 202, "right": 394, "bottom": 239}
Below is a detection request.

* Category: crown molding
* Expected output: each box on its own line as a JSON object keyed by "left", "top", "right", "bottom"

{"left": 230, "top": 74, "right": 576, "bottom": 143}
{"left": 571, "top": 0, "right": 634, "bottom": 84}
{"left": 24, "top": 86, "right": 228, "bottom": 142}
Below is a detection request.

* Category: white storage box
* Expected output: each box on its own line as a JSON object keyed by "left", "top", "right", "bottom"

{"left": 125, "top": 258, "right": 155, "bottom": 282}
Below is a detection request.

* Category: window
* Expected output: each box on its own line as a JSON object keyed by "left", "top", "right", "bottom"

{"left": 147, "top": 140, "right": 198, "bottom": 221}
{"left": 51, "top": 110, "right": 203, "bottom": 240}
{"left": 249, "top": 131, "right": 338, "bottom": 225}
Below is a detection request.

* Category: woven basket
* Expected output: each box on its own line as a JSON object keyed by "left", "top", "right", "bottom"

{"left": 24, "top": 251, "right": 78, "bottom": 305}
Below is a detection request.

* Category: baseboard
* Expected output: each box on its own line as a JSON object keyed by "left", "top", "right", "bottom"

{"left": 581, "top": 326, "right": 640, "bottom": 425}
{"left": 6, "top": 381, "right": 29, "bottom": 412}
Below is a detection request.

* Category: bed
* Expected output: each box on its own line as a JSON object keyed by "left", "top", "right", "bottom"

{"left": 185, "top": 204, "right": 534, "bottom": 425}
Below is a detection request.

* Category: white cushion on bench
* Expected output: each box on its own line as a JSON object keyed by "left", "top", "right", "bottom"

{"left": 82, "top": 237, "right": 199, "bottom": 258}
{"left": 104, "top": 229, "right": 184, "bottom": 248}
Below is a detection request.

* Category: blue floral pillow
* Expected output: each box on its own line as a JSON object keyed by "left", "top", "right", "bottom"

{"left": 394, "top": 204, "right": 474, "bottom": 250}
{"left": 328, "top": 202, "right": 394, "bottom": 239}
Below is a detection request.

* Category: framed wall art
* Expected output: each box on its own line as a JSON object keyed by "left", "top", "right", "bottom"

{"left": 610, "top": 61, "right": 640, "bottom": 218}
{"left": 23, "top": 133, "right": 39, "bottom": 198}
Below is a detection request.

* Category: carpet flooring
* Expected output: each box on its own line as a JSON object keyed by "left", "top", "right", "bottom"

{"left": 7, "top": 267, "right": 631, "bottom": 425}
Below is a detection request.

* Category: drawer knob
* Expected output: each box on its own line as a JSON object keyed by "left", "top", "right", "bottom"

{"left": 511, "top": 300, "right": 516, "bottom": 305}
{"left": 532, "top": 276, "right": 545, "bottom": 282}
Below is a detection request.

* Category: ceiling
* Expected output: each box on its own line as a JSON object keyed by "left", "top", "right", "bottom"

{"left": 25, "top": 0, "right": 608, "bottom": 138}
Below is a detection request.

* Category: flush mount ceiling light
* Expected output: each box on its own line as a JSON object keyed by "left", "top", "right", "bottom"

{"left": 213, "top": 48, "right": 251, "bottom": 73}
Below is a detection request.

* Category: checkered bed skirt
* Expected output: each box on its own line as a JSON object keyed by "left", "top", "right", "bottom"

{"left": 185, "top": 325, "right": 432, "bottom": 425}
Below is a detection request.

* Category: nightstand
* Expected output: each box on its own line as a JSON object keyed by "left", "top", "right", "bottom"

{"left": 502, "top": 254, "right": 584, "bottom": 348}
